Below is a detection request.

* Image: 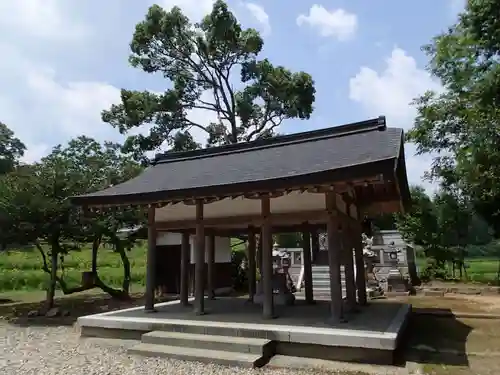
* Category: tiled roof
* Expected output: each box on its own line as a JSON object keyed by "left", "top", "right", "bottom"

{"left": 71, "top": 116, "right": 405, "bottom": 205}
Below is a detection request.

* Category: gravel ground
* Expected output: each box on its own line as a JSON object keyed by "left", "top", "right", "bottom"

{"left": 0, "top": 321, "right": 414, "bottom": 375}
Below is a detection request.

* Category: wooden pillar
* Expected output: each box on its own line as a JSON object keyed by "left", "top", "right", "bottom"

{"left": 180, "top": 232, "right": 190, "bottom": 306}
{"left": 207, "top": 233, "right": 216, "bottom": 300}
{"left": 257, "top": 234, "right": 263, "bottom": 273}
{"left": 301, "top": 226, "right": 314, "bottom": 304}
{"left": 194, "top": 199, "right": 206, "bottom": 315}
{"left": 353, "top": 220, "right": 368, "bottom": 305}
{"left": 261, "top": 195, "right": 275, "bottom": 319}
{"left": 311, "top": 230, "right": 319, "bottom": 264}
{"left": 325, "top": 192, "right": 344, "bottom": 323}
{"left": 343, "top": 222, "right": 358, "bottom": 312}
{"left": 247, "top": 229, "right": 257, "bottom": 302}
{"left": 145, "top": 205, "right": 157, "bottom": 312}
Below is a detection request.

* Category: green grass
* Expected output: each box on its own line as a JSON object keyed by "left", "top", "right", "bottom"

{"left": 416, "top": 257, "right": 500, "bottom": 284}
{"left": 230, "top": 237, "right": 246, "bottom": 252}
{"left": 0, "top": 244, "right": 148, "bottom": 292}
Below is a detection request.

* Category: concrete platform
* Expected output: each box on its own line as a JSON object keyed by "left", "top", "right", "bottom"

{"left": 78, "top": 297, "right": 411, "bottom": 365}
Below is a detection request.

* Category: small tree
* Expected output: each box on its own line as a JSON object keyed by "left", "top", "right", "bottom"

{"left": 102, "top": 0, "right": 315, "bottom": 160}
{"left": 396, "top": 186, "right": 449, "bottom": 280}
{"left": 0, "top": 122, "right": 26, "bottom": 175}
{"left": 1, "top": 137, "right": 144, "bottom": 308}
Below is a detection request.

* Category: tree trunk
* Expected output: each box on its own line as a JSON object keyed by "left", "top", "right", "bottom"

{"left": 496, "top": 258, "right": 500, "bottom": 286}
{"left": 91, "top": 236, "right": 99, "bottom": 274}
{"left": 91, "top": 235, "right": 131, "bottom": 300}
{"left": 115, "top": 240, "right": 131, "bottom": 294}
{"left": 45, "top": 249, "right": 58, "bottom": 310}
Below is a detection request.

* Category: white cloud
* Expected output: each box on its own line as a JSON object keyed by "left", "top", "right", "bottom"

{"left": 349, "top": 48, "right": 441, "bottom": 126}
{"left": 244, "top": 3, "right": 271, "bottom": 35}
{"left": 0, "top": 0, "right": 89, "bottom": 41}
{"left": 348, "top": 47, "right": 442, "bottom": 193}
{"left": 0, "top": 0, "right": 121, "bottom": 162}
{"left": 0, "top": 44, "right": 121, "bottom": 152}
{"left": 296, "top": 5, "right": 357, "bottom": 41}
{"left": 161, "top": 0, "right": 216, "bottom": 22}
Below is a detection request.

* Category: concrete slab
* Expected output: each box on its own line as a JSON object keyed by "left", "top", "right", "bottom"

{"left": 78, "top": 297, "right": 410, "bottom": 353}
{"left": 129, "top": 343, "right": 263, "bottom": 368}
{"left": 141, "top": 331, "right": 272, "bottom": 354}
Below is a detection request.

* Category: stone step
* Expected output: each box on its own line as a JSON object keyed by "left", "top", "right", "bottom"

{"left": 128, "top": 343, "right": 266, "bottom": 368}
{"left": 300, "top": 290, "right": 347, "bottom": 295}
{"left": 312, "top": 280, "right": 346, "bottom": 287}
{"left": 141, "top": 331, "right": 272, "bottom": 355}
{"left": 311, "top": 269, "right": 343, "bottom": 274}
{"left": 312, "top": 266, "right": 347, "bottom": 271}
{"left": 312, "top": 274, "right": 346, "bottom": 280}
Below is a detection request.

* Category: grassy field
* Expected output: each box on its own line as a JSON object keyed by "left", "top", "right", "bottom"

{"left": 0, "top": 244, "right": 148, "bottom": 292}
{"left": 416, "top": 257, "right": 500, "bottom": 284}
{"left": 0, "top": 240, "right": 498, "bottom": 295}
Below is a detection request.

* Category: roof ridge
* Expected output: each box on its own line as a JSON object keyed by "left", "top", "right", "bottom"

{"left": 153, "top": 116, "right": 387, "bottom": 165}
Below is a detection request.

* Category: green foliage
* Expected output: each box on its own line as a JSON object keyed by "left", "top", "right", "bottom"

{"left": 0, "top": 122, "right": 25, "bottom": 175}
{"left": 399, "top": 184, "right": 499, "bottom": 282}
{"left": 102, "top": 0, "right": 315, "bottom": 159}
{"left": 0, "top": 137, "right": 145, "bottom": 303}
{"left": 275, "top": 233, "right": 301, "bottom": 248}
{"left": 407, "top": 0, "right": 500, "bottom": 235}
{"left": 420, "top": 258, "right": 448, "bottom": 282}
{"left": 396, "top": 186, "right": 445, "bottom": 262}
{"left": 230, "top": 249, "right": 248, "bottom": 291}
{"left": 0, "top": 245, "right": 148, "bottom": 292}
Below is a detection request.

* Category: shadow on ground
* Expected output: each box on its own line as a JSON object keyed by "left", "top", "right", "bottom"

{"left": 402, "top": 308, "right": 472, "bottom": 368}
{"left": 0, "top": 292, "right": 176, "bottom": 327}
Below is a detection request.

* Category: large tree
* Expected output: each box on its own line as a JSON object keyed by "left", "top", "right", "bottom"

{"left": 0, "top": 122, "right": 26, "bottom": 175}
{"left": 102, "top": 0, "right": 315, "bottom": 160}
{"left": 408, "top": 0, "right": 500, "bottom": 235}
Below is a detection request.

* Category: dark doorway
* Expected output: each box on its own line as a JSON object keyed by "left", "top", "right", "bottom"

{"left": 155, "top": 245, "right": 182, "bottom": 294}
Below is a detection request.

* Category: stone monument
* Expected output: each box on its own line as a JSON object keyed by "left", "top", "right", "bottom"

{"left": 254, "top": 243, "right": 296, "bottom": 305}
{"left": 383, "top": 241, "right": 409, "bottom": 293}
{"left": 361, "top": 233, "right": 384, "bottom": 297}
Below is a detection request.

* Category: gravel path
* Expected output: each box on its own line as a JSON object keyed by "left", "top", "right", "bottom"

{"left": 0, "top": 321, "right": 413, "bottom": 375}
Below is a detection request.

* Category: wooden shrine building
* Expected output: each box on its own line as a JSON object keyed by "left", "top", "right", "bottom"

{"left": 71, "top": 116, "right": 410, "bottom": 324}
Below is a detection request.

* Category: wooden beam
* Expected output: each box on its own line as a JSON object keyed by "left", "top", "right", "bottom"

{"left": 163, "top": 224, "right": 327, "bottom": 237}
{"left": 261, "top": 195, "right": 275, "bottom": 319}
{"left": 180, "top": 232, "right": 190, "bottom": 307}
{"left": 155, "top": 208, "right": 359, "bottom": 231}
{"left": 247, "top": 228, "right": 257, "bottom": 302}
{"left": 144, "top": 205, "right": 157, "bottom": 312}
{"left": 207, "top": 233, "right": 216, "bottom": 300}
{"left": 194, "top": 199, "right": 206, "bottom": 315}
{"left": 83, "top": 176, "right": 388, "bottom": 209}
{"left": 325, "top": 191, "right": 345, "bottom": 323}
{"left": 301, "top": 225, "right": 314, "bottom": 305}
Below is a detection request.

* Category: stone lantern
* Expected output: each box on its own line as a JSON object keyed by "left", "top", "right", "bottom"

{"left": 383, "top": 241, "right": 408, "bottom": 293}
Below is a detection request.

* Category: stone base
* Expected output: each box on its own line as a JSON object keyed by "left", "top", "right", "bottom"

{"left": 78, "top": 298, "right": 411, "bottom": 367}
{"left": 386, "top": 268, "right": 409, "bottom": 294}
{"left": 254, "top": 292, "right": 296, "bottom": 306}
{"left": 385, "top": 291, "right": 410, "bottom": 297}
{"left": 367, "top": 287, "right": 384, "bottom": 299}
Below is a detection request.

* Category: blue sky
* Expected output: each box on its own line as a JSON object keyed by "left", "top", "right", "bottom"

{"left": 0, "top": 0, "right": 465, "bottom": 192}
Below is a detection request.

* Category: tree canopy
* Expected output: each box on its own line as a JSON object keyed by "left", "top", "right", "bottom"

{"left": 407, "top": 0, "right": 500, "bottom": 235}
{"left": 102, "top": 0, "right": 315, "bottom": 161}
{"left": 0, "top": 122, "right": 26, "bottom": 175}
{"left": 0, "top": 136, "right": 145, "bottom": 305}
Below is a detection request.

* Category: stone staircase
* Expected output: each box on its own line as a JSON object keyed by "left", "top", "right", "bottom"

{"left": 128, "top": 331, "right": 274, "bottom": 368}
{"left": 296, "top": 265, "right": 348, "bottom": 299}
